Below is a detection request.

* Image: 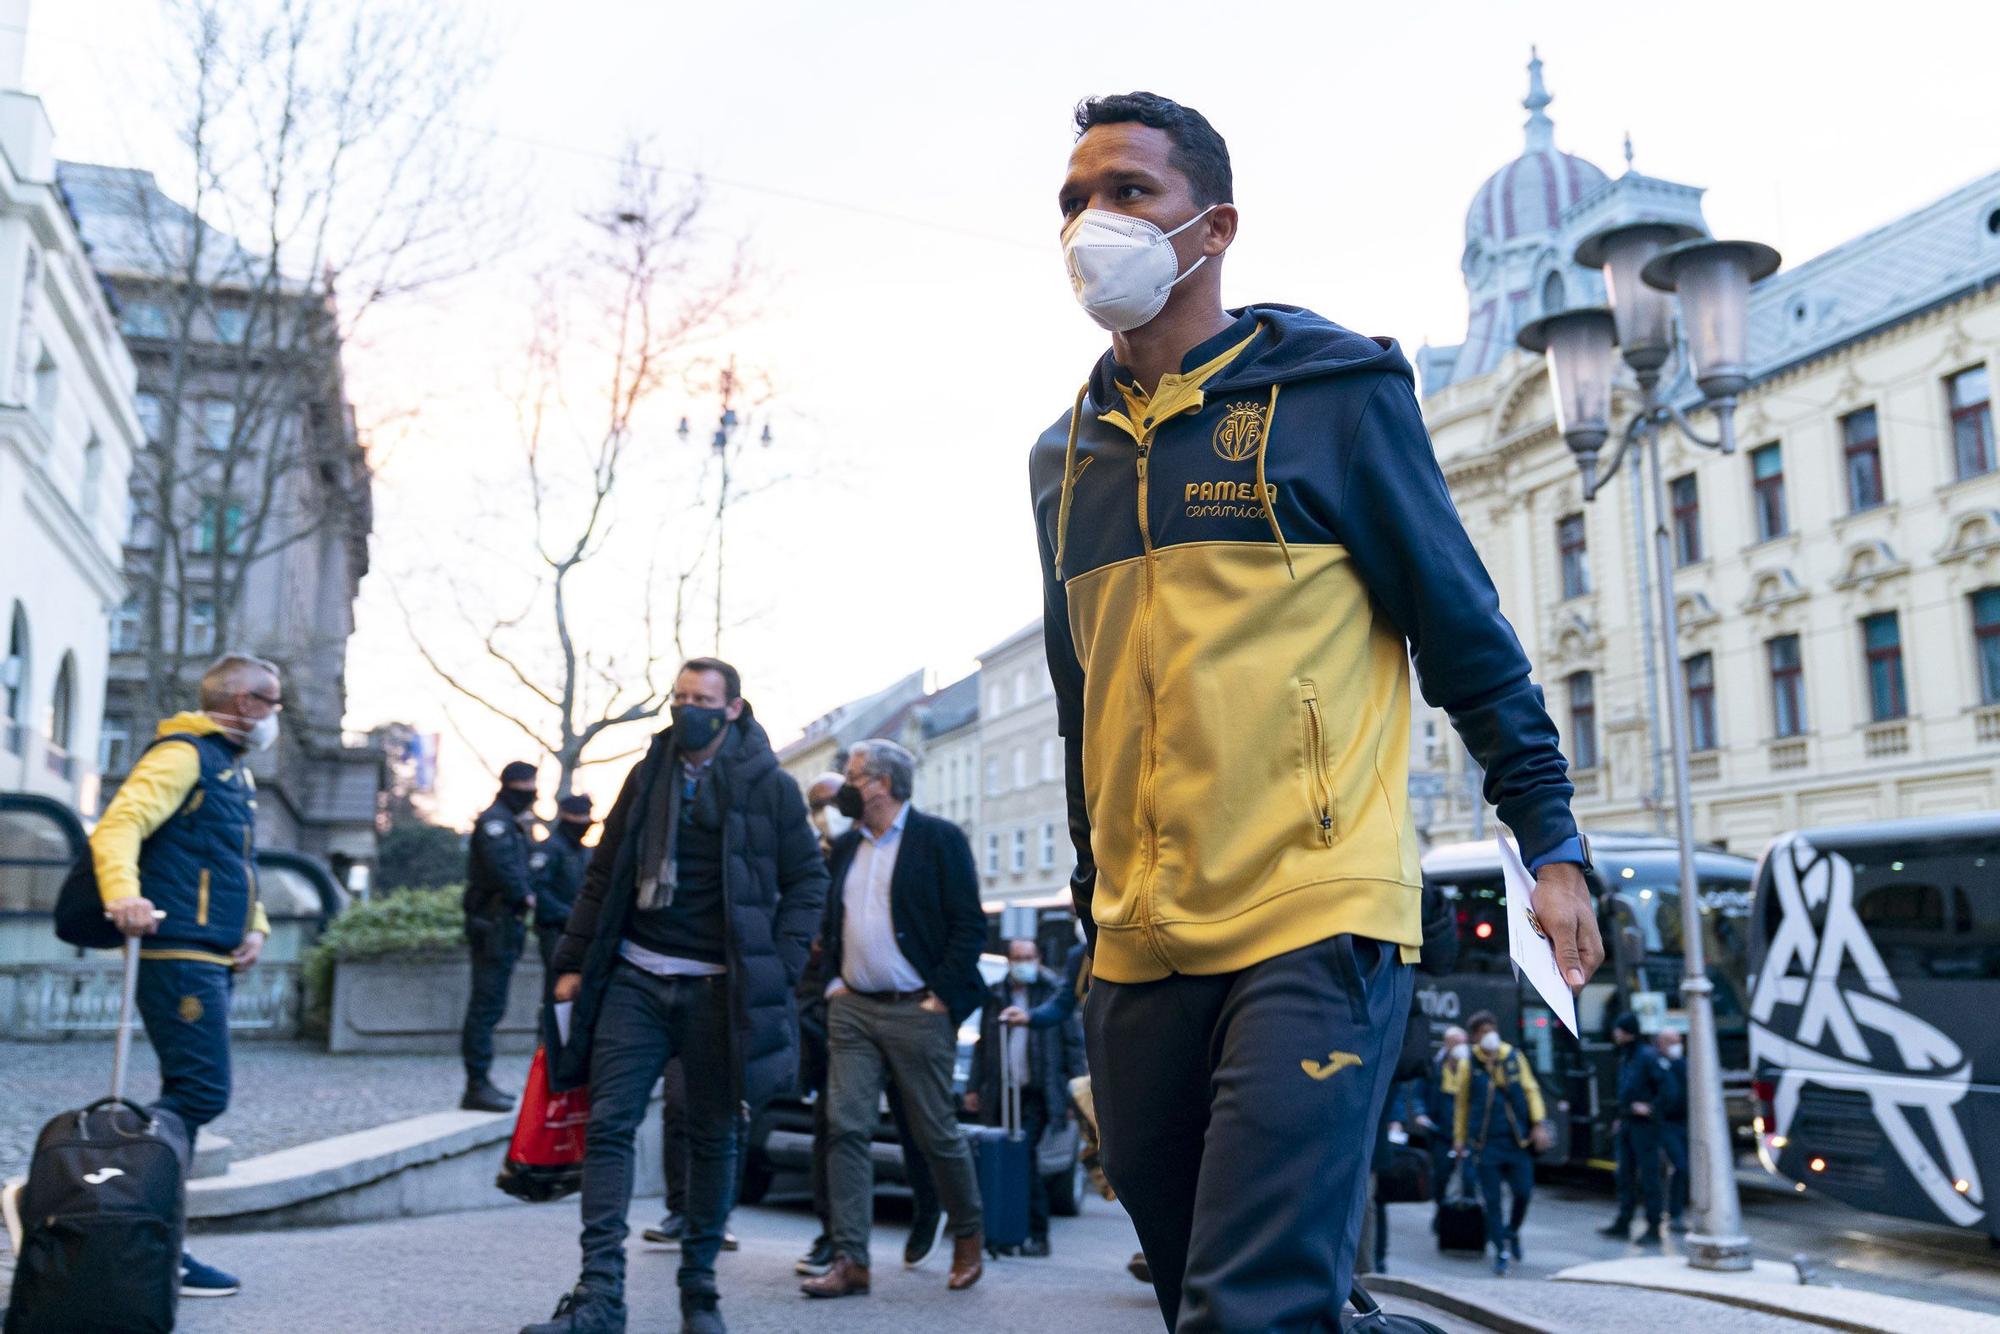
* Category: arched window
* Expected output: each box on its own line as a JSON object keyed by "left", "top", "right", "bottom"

{"left": 1541, "top": 270, "right": 1568, "bottom": 314}
{"left": 48, "top": 653, "right": 75, "bottom": 752}
{"left": 4, "top": 604, "right": 29, "bottom": 746}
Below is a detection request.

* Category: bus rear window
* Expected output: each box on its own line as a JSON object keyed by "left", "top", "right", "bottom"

{"left": 1840, "top": 840, "right": 2000, "bottom": 981}
{"left": 1431, "top": 875, "right": 1513, "bottom": 974}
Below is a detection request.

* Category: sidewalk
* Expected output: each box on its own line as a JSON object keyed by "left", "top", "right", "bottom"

{"left": 0, "top": 1039, "right": 529, "bottom": 1180}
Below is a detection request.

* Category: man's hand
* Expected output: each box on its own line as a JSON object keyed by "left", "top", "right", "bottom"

{"left": 522, "top": 894, "right": 535, "bottom": 914}
{"left": 231, "top": 930, "right": 266, "bottom": 970}
{"left": 825, "top": 977, "right": 850, "bottom": 1000}
{"left": 963, "top": 1091, "right": 981, "bottom": 1115}
{"left": 107, "top": 897, "right": 160, "bottom": 937}
{"left": 1531, "top": 861, "right": 1604, "bottom": 990}
{"left": 1630, "top": 1101, "right": 1653, "bottom": 1119}
{"left": 1530, "top": 1121, "right": 1555, "bottom": 1153}
{"left": 999, "top": 1005, "right": 1029, "bottom": 1026}
{"left": 917, "top": 992, "right": 947, "bottom": 1016}
{"left": 554, "top": 973, "right": 582, "bottom": 1003}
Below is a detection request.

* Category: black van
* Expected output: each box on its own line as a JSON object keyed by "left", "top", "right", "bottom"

{"left": 1748, "top": 812, "right": 2000, "bottom": 1240}
{"left": 1420, "top": 832, "right": 1756, "bottom": 1167}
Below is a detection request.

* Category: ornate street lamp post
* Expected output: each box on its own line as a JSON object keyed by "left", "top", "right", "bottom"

{"left": 1518, "top": 223, "right": 1780, "bottom": 1272}
{"left": 678, "top": 357, "right": 772, "bottom": 653}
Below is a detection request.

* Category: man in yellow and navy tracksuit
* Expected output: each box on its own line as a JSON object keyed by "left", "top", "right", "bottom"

{"left": 1035, "top": 93, "right": 1604, "bottom": 1330}
{"left": 90, "top": 653, "right": 281, "bottom": 1300}
{"left": 1449, "top": 1013, "right": 1550, "bottom": 1274}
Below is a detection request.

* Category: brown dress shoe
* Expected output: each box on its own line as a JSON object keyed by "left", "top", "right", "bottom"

{"left": 800, "top": 1255, "right": 870, "bottom": 1299}
{"left": 947, "top": 1231, "right": 984, "bottom": 1290}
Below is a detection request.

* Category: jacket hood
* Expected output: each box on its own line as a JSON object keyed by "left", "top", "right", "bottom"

{"left": 157, "top": 710, "right": 228, "bottom": 741}
{"left": 1085, "top": 303, "right": 1409, "bottom": 410}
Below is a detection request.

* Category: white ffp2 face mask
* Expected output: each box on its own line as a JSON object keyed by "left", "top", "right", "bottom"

{"left": 1061, "top": 205, "right": 1217, "bottom": 332}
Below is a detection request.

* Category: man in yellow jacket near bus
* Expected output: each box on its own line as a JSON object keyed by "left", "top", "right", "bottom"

{"left": 1448, "top": 1011, "right": 1552, "bottom": 1274}
{"left": 89, "top": 652, "right": 280, "bottom": 1299}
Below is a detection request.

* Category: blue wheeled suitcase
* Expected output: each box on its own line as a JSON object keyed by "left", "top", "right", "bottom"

{"left": 967, "top": 1045, "right": 1031, "bottom": 1253}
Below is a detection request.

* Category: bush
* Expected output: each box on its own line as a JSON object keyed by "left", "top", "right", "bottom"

{"left": 301, "top": 887, "right": 464, "bottom": 1037}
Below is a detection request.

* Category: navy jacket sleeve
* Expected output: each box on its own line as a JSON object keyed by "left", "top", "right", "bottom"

{"left": 769, "top": 773, "right": 829, "bottom": 987}
{"left": 553, "top": 748, "right": 650, "bottom": 974}
{"left": 1033, "top": 473, "right": 1097, "bottom": 951}
{"left": 1026, "top": 948, "right": 1084, "bottom": 1029}
{"left": 1331, "top": 372, "right": 1579, "bottom": 865}
{"left": 482, "top": 820, "right": 535, "bottom": 911}
{"left": 934, "top": 820, "right": 990, "bottom": 1024}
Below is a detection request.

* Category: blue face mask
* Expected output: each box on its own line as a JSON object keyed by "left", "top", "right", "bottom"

{"left": 1010, "top": 961, "right": 1039, "bottom": 984}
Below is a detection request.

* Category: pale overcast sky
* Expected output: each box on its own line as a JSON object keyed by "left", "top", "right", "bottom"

{"left": 24, "top": 0, "right": 2000, "bottom": 825}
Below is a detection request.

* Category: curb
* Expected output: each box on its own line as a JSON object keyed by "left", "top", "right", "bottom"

{"left": 1552, "top": 1258, "right": 2000, "bottom": 1334}
{"left": 1363, "top": 1275, "right": 1558, "bottom": 1334}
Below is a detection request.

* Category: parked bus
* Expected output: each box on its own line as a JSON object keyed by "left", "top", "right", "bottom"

{"left": 1418, "top": 832, "right": 1756, "bottom": 1167}
{"left": 1749, "top": 812, "right": 2000, "bottom": 1241}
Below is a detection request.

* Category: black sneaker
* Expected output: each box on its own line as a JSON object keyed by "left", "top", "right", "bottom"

{"left": 462, "top": 1078, "right": 515, "bottom": 1113}
{"left": 521, "top": 1286, "right": 625, "bottom": 1334}
{"left": 903, "top": 1207, "right": 944, "bottom": 1267}
{"left": 1020, "top": 1235, "right": 1051, "bottom": 1258}
{"left": 1596, "top": 1218, "right": 1632, "bottom": 1240}
{"left": 1635, "top": 1223, "right": 1663, "bottom": 1247}
{"left": 180, "top": 1253, "right": 240, "bottom": 1297}
{"left": 1127, "top": 1251, "right": 1150, "bottom": 1284}
{"left": 1509, "top": 1233, "right": 1523, "bottom": 1261}
{"left": 680, "top": 1291, "right": 725, "bottom": 1334}
{"left": 1668, "top": 1216, "right": 1690, "bottom": 1235}
{"left": 721, "top": 1227, "right": 739, "bottom": 1252}
{"left": 643, "top": 1213, "right": 686, "bottom": 1248}
{"left": 795, "top": 1233, "right": 835, "bottom": 1275}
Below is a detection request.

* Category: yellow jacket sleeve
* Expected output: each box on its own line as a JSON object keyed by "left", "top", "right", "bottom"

{"left": 1515, "top": 1051, "right": 1547, "bottom": 1125}
{"left": 90, "top": 741, "right": 200, "bottom": 905}
{"left": 249, "top": 902, "right": 271, "bottom": 936}
{"left": 1447, "top": 1061, "right": 1469, "bottom": 1149}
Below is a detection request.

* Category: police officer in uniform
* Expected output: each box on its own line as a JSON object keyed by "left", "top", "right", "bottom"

{"left": 1654, "top": 1029, "right": 1690, "bottom": 1233}
{"left": 1598, "top": 1012, "right": 1671, "bottom": 1245}
{"left": 535, "top": 794, "right": 596, "bottom": 977}
{"left": 461, "top": 760, "right": 539, "bottom": 1112}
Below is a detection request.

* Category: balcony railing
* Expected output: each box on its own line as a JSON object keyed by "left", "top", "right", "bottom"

{"left": 1572, "top": 769, "right": 1601, "bottom": 800}
{"left": 1768, "top": 738, "right": 1809, "bottom": 771}
{"left": 1863, "top": 721, "right": 1910, "bottom": 759}
{"left": 1688, "top": 751, "right": 1720, "bottom": 784}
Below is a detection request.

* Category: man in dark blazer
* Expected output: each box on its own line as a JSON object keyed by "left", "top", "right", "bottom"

{"left": 801, "top": 739, "right": 989, "bottom": 1300}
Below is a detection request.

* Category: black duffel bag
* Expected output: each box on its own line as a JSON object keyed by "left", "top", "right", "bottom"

{"left": 1377, "top": 1142, "right": 1434, "bottom": 1204}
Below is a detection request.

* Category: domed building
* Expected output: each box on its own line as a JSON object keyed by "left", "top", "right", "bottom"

{"left": 1411, "top": 54, "right": 2000, "bottom": 855}
{"left": 1416, "top": 50, "right": 1611, "bottom": 393}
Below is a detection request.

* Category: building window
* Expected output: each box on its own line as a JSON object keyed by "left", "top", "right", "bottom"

{"left": 213, "top": 306, "right": 249, "bottom": 344}
{"left": 193, "top": 498, "right": 247, "bottom": 555}
{"left": 1750, "top": 443, "right": 1787, "bottom": 540}
{"left": 1975, "top": 588, "right": 2000, "bottom": 705}
{"left": 1040, "top": 737, "right": 1060, "bottom": 783}
{"left": 1565, "top": 671, "right": 1597, "bottom": 770}
{"left": 46, "top": 654, "right": 74, "bottom": 753}
{"left": 987, "top": 684, "right": 1004, "bottom": 717}
{"left": 985, "top": 833, "right": 1000, "bottom": 876}
{"left": 4, "top": 603, "right": 29, "bottom": 733}
{"left": 81, "top": 436, "right": 102, "bottom": 518}
{"left": 1011, "top": 747, "right": 1026, "bottom": 789}
{"left": 99, "top": 717, "right": 133, "bottom": 776}
{"left": 187, "top": 599, "right": 216, "bottom": 656}
{"left": 984, "top": 757, "right": 1000, "bottom": 796}
{"left": 119, "top": 299, "right": 170, "bottom": 339}
{"left": 1949, "top": 366, "right": 1994, "bottom": 481}
{"left": 1768, "top": 635, "right": 1805, "bottom": 738}
{"left": 134, "top": 392, "right": 163, "bottom": 443}
{"left": 110, "top": 598, "right": 141, "bottom": 653}
{"left": 1684, "top": 653, "right": 1717, "bottom": 752}
{"left": 1013, "top": 670, "right": 1029, "bottom": 707}
{"left": 1040, "top": 821, "right": 1056, "bottom": 869}
{"left": 1841, "top": 406, "right": 1884, "bottom": 512}
{"left": 1862, "top": 612, "right": 1906, "bottom": 722}
{"left": 1669, "top": 473, "right": 1701, "bottom": 566}
{"left": 1011, "top": 828, "right": 1027, "bottom": 873}
{"left": 1540, "top": 270, "right": 1567, "bottom": 314}
{"left": 33, "top": 350, "right": 58, "bottom": 423}
{"left": 199, "top": 399, "right": 235, "bottom": 453}
{"left": 1556, "top": 513, "right": 1589, "bottom": 598}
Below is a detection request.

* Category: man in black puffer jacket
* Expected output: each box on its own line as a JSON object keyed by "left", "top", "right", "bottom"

{"left": 523, "top": 658, "right": 827, "bottom": 1334}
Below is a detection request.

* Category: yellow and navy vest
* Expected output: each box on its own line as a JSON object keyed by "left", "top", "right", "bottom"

{"left": 136, "top": 732, "right": 259, "bottom": 956}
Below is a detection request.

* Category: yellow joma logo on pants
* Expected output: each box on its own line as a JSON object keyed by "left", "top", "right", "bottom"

{"left": 1301, "top": 1051, "right": 1362, "bottom": 1081}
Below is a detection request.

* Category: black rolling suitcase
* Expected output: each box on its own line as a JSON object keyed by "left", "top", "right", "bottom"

{"left": 6, "top": 937, "right": 191, "bottom": 1334}
{"left": 966, "top": 1045, "right": 1031, "bottom": 1253}
{"left": 1434, "top": 1159, "right": 1486, "bottom": 1255}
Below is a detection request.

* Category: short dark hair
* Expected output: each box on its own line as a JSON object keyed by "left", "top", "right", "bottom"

{"left": 1074, "top": 92, "right": 1233, "bottom": 207}
{"left": 680, "top": 656, "right": 741, "bottom": 701}
{"left": 1466, "top": 1011, "right": 1499, "bottom": 1035}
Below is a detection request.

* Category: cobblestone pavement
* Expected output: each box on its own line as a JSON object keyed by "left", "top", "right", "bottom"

{"left": 1, "top": 1039, "right": 530, "bottom": 1180}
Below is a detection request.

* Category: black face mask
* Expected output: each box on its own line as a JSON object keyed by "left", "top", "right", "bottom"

{"left": 558, "top": 821, "right": 590, "bottom": 845}
{"left": 835, "top": 782, "right": 866, "bottom": 819}
{"left": 672, "top": 704, "right": 731, "bottom": 752}
{"left": 499, "top": 787, "right": 535, "bottom": 814}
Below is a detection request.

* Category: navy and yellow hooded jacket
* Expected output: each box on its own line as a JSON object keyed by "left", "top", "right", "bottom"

{"left": 1031, "top": 305, "right": 1578, "bottom": 985}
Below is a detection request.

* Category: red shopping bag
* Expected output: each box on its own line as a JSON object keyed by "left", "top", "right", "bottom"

{"left": 495, "top": 1045, "right": 590, "bottom": 1202}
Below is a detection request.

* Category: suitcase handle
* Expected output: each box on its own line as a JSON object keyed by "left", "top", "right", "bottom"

{"left": 1000, "top": 1012, "right": 1022, "bottom": 1139}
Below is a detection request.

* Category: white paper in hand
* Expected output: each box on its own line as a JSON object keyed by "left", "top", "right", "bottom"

{"left": 1497, "top": 836, "right": 1579, "bottom": 1037}
{"left": 552, "top": 1001, "right": 573, "bottom": 1048}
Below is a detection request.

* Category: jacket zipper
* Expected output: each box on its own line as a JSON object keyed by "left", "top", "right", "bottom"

{"left": 1298, "top": 680, "right": 1337, "bottom": 847}
{"left": 1134, "top": 435, "right": 1168, "bottom": 968}
{"left": 196, "top": 869, "right": 210, "bottom": 925}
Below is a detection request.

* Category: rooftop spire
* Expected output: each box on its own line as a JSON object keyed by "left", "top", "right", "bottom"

{"left": 1623, "top": 131, "right": 1635, "bottom": 171}
{"left": 1523, "top": 46, "right": 1555, "bottom": 152}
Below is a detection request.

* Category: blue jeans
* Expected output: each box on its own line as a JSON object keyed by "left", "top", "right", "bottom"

{"left": 135, "top": 956, "right": 234, "bottom": 1131}
{"left": 1475, "top": 1144, "right": 1535, "bottom": 1252}
{"left": 579, "top": 965, "right": 737, "bottom": 1300}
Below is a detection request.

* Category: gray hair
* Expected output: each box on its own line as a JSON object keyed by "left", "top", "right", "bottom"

{"left": 849, "top": 738, "right": 915, "bottom": 801}
{"left": 199, "top": 652, "right": 280, "bottom": 710}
